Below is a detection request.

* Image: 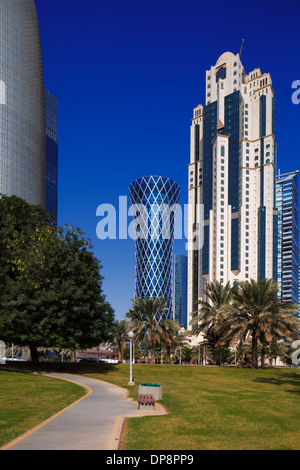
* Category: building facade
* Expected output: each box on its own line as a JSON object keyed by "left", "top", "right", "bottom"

{"left": 45, "top": 89, "right": 59, "bottom": 224}
{"left": 299, "top": 255, "right": 300, "bottom": 321}
{"left": 276, "top": 171, "right": 299, "bottom": 304}
{"left": 174, "top": 255, "right": 188, "bottom": 329}
{"left": 0, "top": 0, "right": 46, "bottom": 207}
{"left": 129, "top": 176, "right": 180, "bottom": 318}
{"left": 188, "top": 51, "right": 277, "bottom": 327}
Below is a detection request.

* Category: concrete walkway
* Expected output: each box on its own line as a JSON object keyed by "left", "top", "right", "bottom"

{"left": 1, "top": 372, "right": 167, "bottom": 451}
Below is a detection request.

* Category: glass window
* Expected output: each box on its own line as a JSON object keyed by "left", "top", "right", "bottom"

{"left": 216, "top": 66, "right": 227, "bottom": 82}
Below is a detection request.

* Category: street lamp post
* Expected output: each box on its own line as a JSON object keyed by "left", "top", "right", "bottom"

{"left": 128, "top": 331, "right": 135, "bottom": 385}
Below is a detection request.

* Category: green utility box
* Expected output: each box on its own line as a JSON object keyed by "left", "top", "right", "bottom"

{"left": 139, "top": 383, "right": 162, "bottom": 400}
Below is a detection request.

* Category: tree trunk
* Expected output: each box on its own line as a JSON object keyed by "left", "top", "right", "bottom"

{"left": 29, "top": 345, "right": 39, "bottom": 365}
{"left": 216, "top": 345, "right": 221, "bottom": 366}
{"left": 71, "top": 350, "right": 76, "bottom": 363}
{"left": 261, "top": 347, "right": 266, "bottom": 368}
{"left": 269, "top": 356, "right": 272, "bottom": 367}
{"left": 166, "top": 346, "right": 171, "bottom": 364}
{"left": 150, "top": 328, "right": 156, "bottom": 364}
{"left": 151, "top": 346, "right": 156, "bottom": 364}
{"left": 118, "top": 341, "right": 123, "bottom": 362}
{"left": 252, "top": 335, "right": 258, "bottom": 368}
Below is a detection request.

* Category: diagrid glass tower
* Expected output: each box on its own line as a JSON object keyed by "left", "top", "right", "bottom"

{"left": 0, "top": 0, "right": 46, "bottom": 207}
{"left": 129, "top": 176, "right": 180, "bottom": 318}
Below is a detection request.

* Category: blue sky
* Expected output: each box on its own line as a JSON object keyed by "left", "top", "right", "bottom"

{"left": 35, "top": 0, "right": 300, "bottom": 320}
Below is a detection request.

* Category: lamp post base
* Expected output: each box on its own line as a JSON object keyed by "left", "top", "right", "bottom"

{"left": 128, "top": 381, "right": 135, "bottom": 385}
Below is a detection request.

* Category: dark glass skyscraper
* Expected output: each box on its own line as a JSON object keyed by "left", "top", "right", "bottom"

{"left": 0, "top": 0, "right": 46, "bottom": 207}
{"left": 45, "top": 89, "right": 58, "bottom": 224}
{"left": 174, "top": 255, "right": 188, "bottom": 329}
{"left": 129, "top": 176, "right": 180, "bottom": 318}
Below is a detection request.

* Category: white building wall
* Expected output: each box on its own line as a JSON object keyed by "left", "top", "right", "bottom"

{"left": 187, "top": 51, "right": 277, "bottom": 329}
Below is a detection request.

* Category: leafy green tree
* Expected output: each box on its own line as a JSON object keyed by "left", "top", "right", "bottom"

{"left": 0, "top": 196, "right": 114, "bottom": 364}
{"left": 223, "top": 279, "right": 299, "bottom": 368}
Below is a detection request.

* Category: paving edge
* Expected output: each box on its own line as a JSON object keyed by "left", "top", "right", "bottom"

{"left": 0, "top": 368, "right": 168, "bottom": 451}
{"left": 106, "top": 402, "right": 168, "bottom": 451}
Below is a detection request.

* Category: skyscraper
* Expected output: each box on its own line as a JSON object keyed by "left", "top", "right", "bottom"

{"left": 174, "top": 255, "right": 188, "bottom": 329}
{"left": 298, "top": 255, "right": 300, "bottom": 322}
{"left": 129, "top": 176, "right": 180, "bottom": 318}
{"left": 0, "top": 0, "right": 46, "bottom": 207}
{"left": 276, "top": 171, "right": 299, "bottom": 305}
{"left": 188, "top": 51, "right": 277, "bottom": 327}
{"left": 45, "top": 90, "right": 59, "bottom": 224}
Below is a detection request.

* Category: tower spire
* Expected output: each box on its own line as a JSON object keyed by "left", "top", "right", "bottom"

{"left": 239, "top": 39, "right": 245, "bottom": 58}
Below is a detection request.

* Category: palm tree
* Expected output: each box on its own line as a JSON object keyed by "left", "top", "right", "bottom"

{"left": 111, "top": 319, "right": 129, "bottom": 362}
{"left": 190, "top": 281, "right": 233, "bottom": 365}
{"left": 258, "top": 337, "right": 287, "bottom": 367}
{"left": 228, "top": 339, "right": 252, "bottom": 366}
{"left": 223, "top": 278, "right": 299, "bottom": 368}
{"left": 129, "top": 297, "right": 168, "bottom": 364}
{"left": 158, "top": 319, "right": 183, "bottom": 363}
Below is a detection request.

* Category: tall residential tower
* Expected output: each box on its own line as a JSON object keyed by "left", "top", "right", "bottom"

{"left": 188, "top": 51, "right": 277, "bottom": 327}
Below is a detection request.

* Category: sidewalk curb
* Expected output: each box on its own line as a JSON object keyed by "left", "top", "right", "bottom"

{"left": 0, "top": 368, "right": 168, "bottom": 451}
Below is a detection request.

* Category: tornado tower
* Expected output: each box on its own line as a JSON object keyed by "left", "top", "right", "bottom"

{"left": 129, "top": 176, "right": 181, "bottom": 318}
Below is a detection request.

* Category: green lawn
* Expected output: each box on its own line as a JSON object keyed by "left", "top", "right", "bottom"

{"left": 1, "top": 363, "right": 300, "bottom": 450}
{"left": 84, "top": 364, "right": 300, "bottom": 450}
{"left": 0, "top": 370, "right": 85, "bottom": 448}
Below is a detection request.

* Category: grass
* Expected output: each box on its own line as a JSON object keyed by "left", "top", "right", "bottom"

{"left": 2, "top": 362, "right": 300, "bottom": 450}
{"left": 88, "top": 364, "right": 300, "bottom": 450}
{"left": 0, "top": 370, "right": 86, "bottom": 448}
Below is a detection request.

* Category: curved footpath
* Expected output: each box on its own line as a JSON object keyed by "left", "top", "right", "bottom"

{"left": 1, "top": 372, "right": 167, "bottom": 451}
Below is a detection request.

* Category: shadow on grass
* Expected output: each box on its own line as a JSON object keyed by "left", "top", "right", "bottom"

{"left": 253, "top": 371, "right": 300, "bottom": 396}
{"left": 1, "top": 361, "right": 118, "bottom": 376}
